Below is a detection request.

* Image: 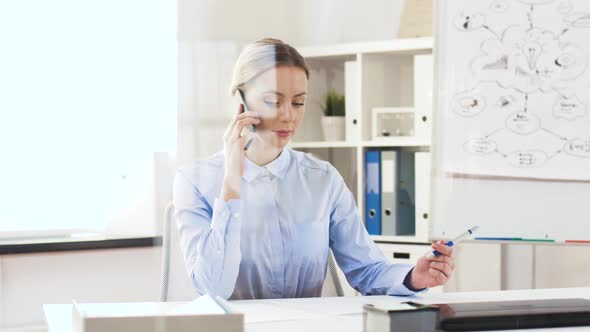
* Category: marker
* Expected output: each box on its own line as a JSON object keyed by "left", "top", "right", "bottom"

{"left": 475, "top": 237, "right": 522, "bottom": 241}
{"left": 426, "top": 226, "right": 479, "bottom": 259}
{"left": 475, "top": 237, "right": 555, "bottom": 243}
{"left": 519, "top": 238, "right": 555, "bottom": 243}
{"left": 565, "top": 240, "right": 590, "bottom": 244}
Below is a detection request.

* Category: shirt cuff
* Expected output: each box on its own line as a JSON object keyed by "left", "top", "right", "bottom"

{"left": 391, "top": 264, "right": 429, "bottom": 296}
{"left": 402, "top": 267, "right": 428, "bottom": 293}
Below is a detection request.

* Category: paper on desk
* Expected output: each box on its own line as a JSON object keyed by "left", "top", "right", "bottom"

{"left": 230, "top": 302, "right": 324, "bottom": 323}
{"left": 244, "top": 315, "right": 362, "bottom": 332}
{"left": 168, "top": 294, "right": 227, "bottom": 315}
{"left": 73, "top": 302, "right": 167, "bottom": 317}
{"left": 71, "top": 295, "right": 229, "bottom": 318}
{"left": 262, "top": 295, "right": 418, "bottom": 316}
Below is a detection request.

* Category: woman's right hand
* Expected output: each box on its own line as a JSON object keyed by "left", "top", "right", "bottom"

{"left": 220, "top": 105, "right": 261, "bottom": 202}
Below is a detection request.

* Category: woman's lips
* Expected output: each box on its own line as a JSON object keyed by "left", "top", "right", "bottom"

{"left": 274, "top": 130, "right": 292, "bottom": 138}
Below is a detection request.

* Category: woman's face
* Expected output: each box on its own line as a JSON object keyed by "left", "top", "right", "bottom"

{"left": 242, "top": 66, "right": 308, "bottom": 149}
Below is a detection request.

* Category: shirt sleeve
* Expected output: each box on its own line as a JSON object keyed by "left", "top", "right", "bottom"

{"left": 173, "top": 169, "right": 243, "bottom": 299}
{"left": 327, "top": 166, "right": 427, "bottom": 296}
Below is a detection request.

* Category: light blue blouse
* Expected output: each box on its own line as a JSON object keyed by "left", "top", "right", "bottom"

{"left": 173, "top": 148, "right": 420, "bottom": 299}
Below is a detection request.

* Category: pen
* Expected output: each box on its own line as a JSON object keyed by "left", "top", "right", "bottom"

{"left": 426, "top": 226, "right": 479, "bottom": 259}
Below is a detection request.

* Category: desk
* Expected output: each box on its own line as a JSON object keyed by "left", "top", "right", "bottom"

{"left": 0, "top": 234, "right": 158, "bottom": 255}
{"left": 44, "top": 287, "right": 590, "bottom": 332}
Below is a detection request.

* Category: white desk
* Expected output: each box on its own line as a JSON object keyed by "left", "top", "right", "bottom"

{"left": 44, "top": 287, "right": 590, "bottom": 332}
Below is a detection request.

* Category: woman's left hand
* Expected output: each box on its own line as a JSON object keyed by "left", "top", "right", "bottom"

{"left": 408, "top": 240, "right": 455, "bottom": 290}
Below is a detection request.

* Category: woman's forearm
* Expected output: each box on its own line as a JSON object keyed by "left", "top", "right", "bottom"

{"left": 220, "top": 175, "right": 241, "bottom": 202}
{"left": 176, "top": 194, "right": 243, "bottom": 299}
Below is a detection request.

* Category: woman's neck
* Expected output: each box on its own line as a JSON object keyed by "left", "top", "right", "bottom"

{"left": 245, "top": 142, "right": 283, "bottom": 166}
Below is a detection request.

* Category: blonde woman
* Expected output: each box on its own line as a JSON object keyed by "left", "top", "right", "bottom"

{"left": 173, "top": 38, "right": 455, "bottom": 300}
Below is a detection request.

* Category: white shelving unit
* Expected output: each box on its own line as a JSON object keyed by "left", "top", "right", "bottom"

{"left": 290, "top": 38, "right": 434, "bottom": 245}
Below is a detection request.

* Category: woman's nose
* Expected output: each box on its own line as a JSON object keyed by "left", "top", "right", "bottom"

{"left": 278, "top": 103, "right": 295, "bottom": 121}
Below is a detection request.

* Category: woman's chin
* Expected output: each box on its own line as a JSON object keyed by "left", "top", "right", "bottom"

{"left": 277, "top": 135, "right": 293, "bottom": 148}
{"left": 256, "top": 136, "right": 290, "bottom": 150}
{"left": 273, "top": 138, "right": 289, "bottom": 149}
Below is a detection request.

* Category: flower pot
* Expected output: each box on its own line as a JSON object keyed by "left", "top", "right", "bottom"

{"left": 321, "top": 116, "right": 345, "bottom": 141}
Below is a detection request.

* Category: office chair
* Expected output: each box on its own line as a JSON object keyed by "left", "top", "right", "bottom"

{"left": 160, "top": 201, "right": 198, "bottom": 302}
{"left": 160, "top": 202, "right": 345, "bottom": 301}
{"left": 322, "top": 249, "right": 345, "bottom": 297}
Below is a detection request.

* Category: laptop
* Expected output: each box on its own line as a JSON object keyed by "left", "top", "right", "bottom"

{"left": 437, "top": 298, "right": 590, "bottom": 331}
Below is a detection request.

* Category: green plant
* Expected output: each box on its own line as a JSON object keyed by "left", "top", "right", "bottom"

{"left": 321, "top": 90, "right": 345, "bottom": 117}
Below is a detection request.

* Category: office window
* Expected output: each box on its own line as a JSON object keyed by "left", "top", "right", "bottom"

{"left": 0, "top": 0, "right": 176, "bottom": 236}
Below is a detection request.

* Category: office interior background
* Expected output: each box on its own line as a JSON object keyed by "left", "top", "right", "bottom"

{"left": 1, "top": 0, "right": 590, "bottom": 330}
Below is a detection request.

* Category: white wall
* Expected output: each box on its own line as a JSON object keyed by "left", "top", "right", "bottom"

{"left": 0, "top": 247, "right": 161, "bottom": 328}
{"left": 177, "top": 0, "right": 405, "bottom": 45}
{"left": 292, "top": 0, "right": 406, "bottom": 46}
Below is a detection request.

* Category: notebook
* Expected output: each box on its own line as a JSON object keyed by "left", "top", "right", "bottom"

{"left": 437, "top": 298, "right": 590, "bottom": 331}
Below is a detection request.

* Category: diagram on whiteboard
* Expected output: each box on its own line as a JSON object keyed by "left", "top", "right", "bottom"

{"left": 440, "top": 0, "right": 590, "bottom": 180}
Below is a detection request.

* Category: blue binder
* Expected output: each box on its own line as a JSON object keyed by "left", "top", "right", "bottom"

{"left": 365, "top": 150, "right": 381, "bottom": 235}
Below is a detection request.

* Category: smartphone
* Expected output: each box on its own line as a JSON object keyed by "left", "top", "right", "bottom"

{"left": 237, "top": 88, "right": 255, "bottom": 150}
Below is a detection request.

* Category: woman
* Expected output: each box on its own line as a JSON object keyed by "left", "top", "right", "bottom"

{"left": 173, "top": 38, "right": 455, "bottom": 300}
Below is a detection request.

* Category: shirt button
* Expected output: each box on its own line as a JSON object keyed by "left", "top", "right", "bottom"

{"left": 217, "top": 249, "right": 223, "bottom": 255}
{"left": 221, "top": 212, "right": 228, "bottom": 218}
{"left": 233, "top": 213, "right": 240, "bottom": 219}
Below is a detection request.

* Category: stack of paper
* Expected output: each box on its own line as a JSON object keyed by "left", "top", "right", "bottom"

{"left": 72, "top": 295, "right": 243, "bottom": 332}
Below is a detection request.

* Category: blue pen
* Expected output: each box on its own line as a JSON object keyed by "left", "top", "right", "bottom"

{"left": 426, "top": 226, "right": 480, "bottom": 259}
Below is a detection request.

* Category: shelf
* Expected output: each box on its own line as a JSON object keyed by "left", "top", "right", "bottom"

{"left": 0, "top": 236, "right": 159, "bottom": 255}
{"left": 371, "top": 235, "right": 430, "bottom": 244}
{"left": 289, "top": 139, "right": 430, "bottom": 149}
{"left": 362, "top": 138, "right": 430, "bottom": 147}
{"left": 289, "top": 141, "right": 358, "bottom": 149}
{"left": 297, "top": 37, "right": 433, "bottom": 59}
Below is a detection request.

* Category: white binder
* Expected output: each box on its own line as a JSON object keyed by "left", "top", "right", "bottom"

{"left": 415, "top": 152, "right": 431, "bottom": 242}
{"left": 413, "top": 54, "right": 433, "bottom": 142}
{"left": 381, "top": 151, "right": 398, "bottom": 236}
{"left": 345, "top": 60, "right": 360, "bottom": 143}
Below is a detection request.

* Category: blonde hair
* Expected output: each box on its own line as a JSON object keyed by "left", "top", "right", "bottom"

{"left": 230, "top": 38, "right": 310, "bottom": 95}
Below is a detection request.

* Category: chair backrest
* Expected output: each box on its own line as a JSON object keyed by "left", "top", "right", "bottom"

{"left": 161, "top": 201, "right": 345, "bottom": 300}
{"left": 321, "top": 249, "right": 345, "bottom": 297}
{"left": 160, "top": 202, "right": 199, "bottom": 302}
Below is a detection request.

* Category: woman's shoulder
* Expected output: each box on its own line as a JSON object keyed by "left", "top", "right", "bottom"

{"left": 288, "top": 148, "right": 335, "bottom": 174}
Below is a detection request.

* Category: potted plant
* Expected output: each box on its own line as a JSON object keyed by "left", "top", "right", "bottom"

{"left": 321, "top": 90, "right": 346, "bottom": 141}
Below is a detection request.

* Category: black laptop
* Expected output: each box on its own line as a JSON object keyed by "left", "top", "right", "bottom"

{"left": 437, "top": 298, "right": 590, "bottom": 331}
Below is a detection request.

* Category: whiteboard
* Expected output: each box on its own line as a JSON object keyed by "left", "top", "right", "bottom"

{"left": 431, "top": 0, "right": 590, "bottom": 243}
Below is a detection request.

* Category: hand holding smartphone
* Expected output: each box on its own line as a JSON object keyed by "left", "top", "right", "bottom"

{"left": 237, "top": 89, "right": 256, "bottom": 150}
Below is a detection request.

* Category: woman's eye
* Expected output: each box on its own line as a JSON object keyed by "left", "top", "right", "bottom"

{"left": 264, "top": 100, "right": 280, "bottom": 107}
{"left": 292, "top": 102, "right": 305, "bottom": 108}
